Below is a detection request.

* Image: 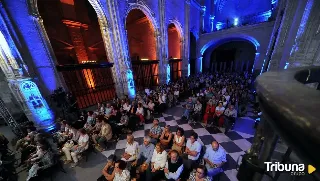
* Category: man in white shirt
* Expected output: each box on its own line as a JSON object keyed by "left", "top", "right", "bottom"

{"left": 184, "top": 132, "right": 202, "bottom": 172}
{"left": 121, "top": 134, "right": 139, "bottom": 162}
{"left": 164, "top": 150, "right": 184, "bottom": 180}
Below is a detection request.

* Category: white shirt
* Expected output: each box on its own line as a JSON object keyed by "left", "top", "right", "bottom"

{"left": 125, "top": 141, "right": 139, "bottom": 157}
{"left": 122, "top": 103, "right": 131, "bottom": 112}
{"left": 148, "top": 102, "right": 155, "bottom": 110}
{"left": 78, "top": 134, "right": 89, "bottom": 149}
{"left": 174, "top": 135, "right": 185, "bottom": 146}
{"left": 174, "top": 90, "right": 179, "bottom": 96}
{"left": 151, "top": 150, "right": 167, "bottom": 169}
{"left": 186, "top": 140, "right": 202, "bottom": 160}
{"left": 224, "top": 108, "right": 237, "bottom": 118}
{"left": 215, "top": 106, "right": 225, "bottom": 114}
{"left": 136, "top": 107, "right": 144, "bottom": 115}
{"left": 224, "top": 95, "right": 230, "bottom": 102}
{"left": 113, "top": 170, "right": 130, "bottom": 181}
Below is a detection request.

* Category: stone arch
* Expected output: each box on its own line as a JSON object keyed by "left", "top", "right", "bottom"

{"left": 27, "top": 0, "right": 115, "bottom": 64}
{"left": 198, "top": 34, "right": 261, "bottom": 73}
{"left": 125, "top": 2, "right": 160, "bottom": 59}
{"left": 168, "top": 19, "right": 184, "bottom": 59}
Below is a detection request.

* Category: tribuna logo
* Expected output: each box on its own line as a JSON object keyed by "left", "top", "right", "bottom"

{"left": 265, "top": 162, "right": 305, "bottom": 175}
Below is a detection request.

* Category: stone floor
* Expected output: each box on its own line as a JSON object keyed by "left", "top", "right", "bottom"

{"left": 3, "top": 101, "right": 259, "bottom": 181}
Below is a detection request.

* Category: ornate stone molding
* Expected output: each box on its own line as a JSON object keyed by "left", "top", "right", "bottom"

{"left": 124, "top": 1, "right": 161, "bottom": 61}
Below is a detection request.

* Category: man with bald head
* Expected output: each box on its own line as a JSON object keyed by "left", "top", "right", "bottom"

{"left": 203, "top": 141, "right": 226, "bottom": 177}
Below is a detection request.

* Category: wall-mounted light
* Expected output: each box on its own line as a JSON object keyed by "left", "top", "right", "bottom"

{"left": 234, "top": 18, "right": 239, "bottom": 26}
{"left": 141, "top": 58, "right": 149, "bottom": 60}
{"left": 81, "top": 60, "right": 96, "bottom": 64}
{"left": 173, "top": 58, "right": 178, "bottom": 59}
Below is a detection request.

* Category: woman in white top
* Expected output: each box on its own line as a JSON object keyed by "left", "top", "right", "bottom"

{"left": 122, "top": 100, "right": 131, "bottom": 112}
{"left": 147, "top": 143, "right": 167, "bottom": 180}
{"left": 136, "top": 103, "right": 145, "bottom": 125}
{"left": 215, "top": 102, "right": 226, "bottom": 127}
{"left": 121, "top": 134, "right": 139, "bottom": 162}
{"left": 171, "top": 127, "right": 185, "bottom": 154}
{"left": 113, "top": 160, "right": 130, "bottom": 181}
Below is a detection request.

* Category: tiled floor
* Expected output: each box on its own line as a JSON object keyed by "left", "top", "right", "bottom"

{"left": 100, "top": 102, "right": 256, "bottom": 181}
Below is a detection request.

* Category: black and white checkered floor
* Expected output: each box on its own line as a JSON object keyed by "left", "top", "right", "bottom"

{"left": 101, "top": 102, "right": 256, "bottom": 181}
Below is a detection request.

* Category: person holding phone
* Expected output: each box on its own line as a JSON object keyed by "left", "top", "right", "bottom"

{"left": 203, "top": 141, "right": 226, "bottom": 178}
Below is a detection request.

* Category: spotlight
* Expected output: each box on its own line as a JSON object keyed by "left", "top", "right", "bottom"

{"left": 234, "top": 18, "right": 239, "bottom": 26}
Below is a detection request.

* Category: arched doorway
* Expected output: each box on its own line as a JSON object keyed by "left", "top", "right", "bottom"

{"left": 37, "top": 0, "right": 115, "bottom": 108}
{"left": 189, "top": 32, "right": 197, "bottom": 76}
{"left": 167, "top": 23, "right": 182, "bottom": 82}
{"left": 126, "top": 9, "right": 159, "bottom": 90}
{"left": 204, "top": 41, "right": 256, "bottom": 73}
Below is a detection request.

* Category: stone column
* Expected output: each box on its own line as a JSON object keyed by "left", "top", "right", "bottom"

{"left": 8, "top": 78, "right": 55, "bottom": 130}
{"left": 210, "top": 15, "right": 215, "bottom": 32}
{"left": 158, "top": 0, "right": 168, "bottom": 84}
{"left": 230, "top": 61, "right": 233, "bottom": 72}
{"left": 267, "top": 0, "right": 301, "bottom": 71}
{"left": 200, "top": 6, "right": 206, "bottom": 32}
{"left": 106, "top": 0, "right": 135, "bottom": 98}
{"left": 182, "top": 0, "right": 191, "bottom": 77}
{"left": 215, "top": 62, "right": 217, "bottom": 72}
{"left": 241, "top": 61, "right": 244, "bottom": 71}
{"left": 288, "top": 0, "right": 320, "bottom": 67}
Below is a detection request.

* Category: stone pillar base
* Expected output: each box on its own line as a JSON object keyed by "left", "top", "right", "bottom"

{"left": 9, "top": 78, "right": 55, "bottom": 131}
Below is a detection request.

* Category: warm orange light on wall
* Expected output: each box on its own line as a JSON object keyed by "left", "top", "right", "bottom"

{"left": 60, "top": 0, "right": 74, "bottom": 5}
{"left": 83, "top": 69, "right": 95, "bottom": 89}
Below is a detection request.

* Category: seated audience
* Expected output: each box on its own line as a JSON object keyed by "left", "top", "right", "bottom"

{"left": 123, "top": 100, "right": 131, "bottom": 112}
{"left": 182, "top": 98, "right": 194, "bottom": 120}
{"left": 164, "top": 150, "right": 183, "bottom": 181}
{"left": 26, "top": 145, "right": 53, "bottom": 181}
{"left": 188, "top": 165, "right": 212, "bottom": 181}
{"left": 159, "top": 125, "right": 173, "bottom": 149}
{"left": 114, "top": 160, "right": 130, "bottom": 181}
{"left": 146, "top": 143, "right": 167, "bottom": 180}
{"left": 214, "top": 102, "right": 225, "bottom": 127}
{"left": 224, "top": 105, "right": 237, "bottom": 134}
{"left": 171, "top": 127, "right": 185, "bottom": 154}
{"left": 203, "top": 102, "right": 215, "bottom": 127}
{"left": 148, "top": 119, "right": 162, "bottom": 144}
{"left": 203, "top": 141, "right": 226, "bottom": 177}
{"left": 16, "top": 129, "right": 36, "bottom": 151}
{"left": 92, "top": 119, "right": 113, "bottom": 151}
{"left": 70, "top": 129, "right": 90, "bottom": 167}
{"left": 132, "top": 136, "right": 155, "bottom": 174}
{"left": 192, "top": 100, "right": 202, "bottom": 122}
{"left": 136, "top": 103, "right": 145, "bottom": 126}
{"left": 97, "top": 154, "right": 116, "bottom": 181}
{"left": 184, "top": 132, "right": 202, "bottom": 171}
{"left": 121, "top": 134, "right": 139, "bottom": 162}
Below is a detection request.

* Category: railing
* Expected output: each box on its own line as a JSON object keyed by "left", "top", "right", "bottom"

{"left": 169, "top": 59, "right": 182, "bottom": 82}
{"left": 212, "top": 10, "right": 275, "bottom": 32}
{"left": 131, "top": 60, "right": 159, "bottom": 91}
{"left": 237, "top": 66, "right": 320, "bottom": 180}
{"left": 56, "top": 63, "right": 116, "bottom": 109}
